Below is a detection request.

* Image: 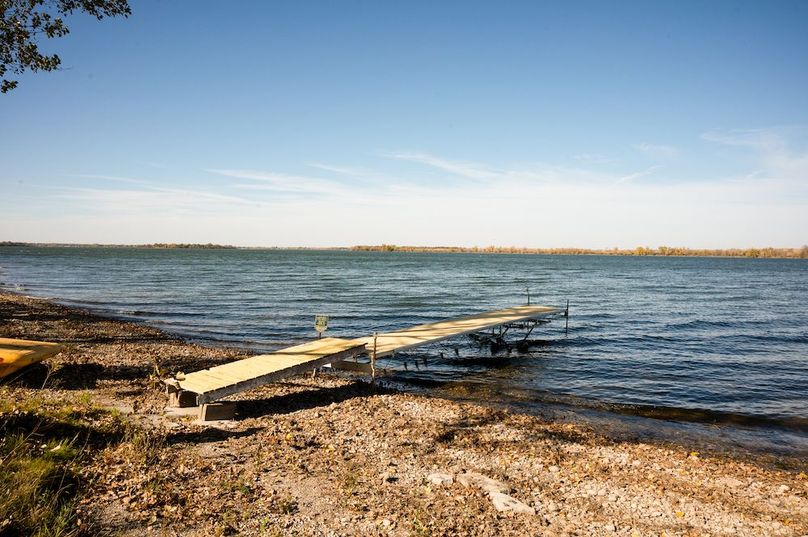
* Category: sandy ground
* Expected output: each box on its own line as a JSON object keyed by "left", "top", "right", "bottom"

{"left": 1, "top": 290, "right": 806, "bottom": 536}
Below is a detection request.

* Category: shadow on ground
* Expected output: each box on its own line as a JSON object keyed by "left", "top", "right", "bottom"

{"left": 236, "top": 380, "right": 393, "bottom": 420}
{"left": 3, "top": 354, "right": 237, "bottom": 390}
{"left": 165, "top": 426, "right": 263, "bottom": 446}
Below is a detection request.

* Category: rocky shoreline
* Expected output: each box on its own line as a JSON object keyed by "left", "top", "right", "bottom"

{"left": 1, "top": 290, "right": 806, "bottom": 536}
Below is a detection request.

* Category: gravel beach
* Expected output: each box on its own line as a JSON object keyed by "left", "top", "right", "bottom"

{"left": 1, "top": 290, "right": 805, "bottom": 536}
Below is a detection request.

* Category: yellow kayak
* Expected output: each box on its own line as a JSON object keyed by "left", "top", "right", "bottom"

{"left": 0, "top": 337, "right": 63, "bottom": 379}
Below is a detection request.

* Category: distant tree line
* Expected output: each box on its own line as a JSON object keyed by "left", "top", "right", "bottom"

{"left": 0, "top": 242, "right": 236, "bottom": 249}
{"left": 3, "top": 242, "right": 806, "bottom": 257}
{"left": 140, "top": 243, "right": 237, "bottom": 249}
{"left": 351, "top": 244, "right": 808, "bottom": 259}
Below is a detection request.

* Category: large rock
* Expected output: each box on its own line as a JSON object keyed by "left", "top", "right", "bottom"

{"left": 457, "top": 472, "right": 535, "bottom": 515}
{"left": 488, "top": 491, "right": 536, "bottom": 514}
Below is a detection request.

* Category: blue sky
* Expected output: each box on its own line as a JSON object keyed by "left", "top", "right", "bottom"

{"left": 2, "top": 1, "right": 807, "bottom": 247}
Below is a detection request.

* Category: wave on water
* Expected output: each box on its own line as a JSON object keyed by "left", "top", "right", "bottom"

{"left": 116, "top": 309, "right": 207, "bottom": 318}
{"left": 408, "top": 376, "right": 808, "bottom": 433}
{"left": 666, "top": 319, "right": 740, "bottom": 330}
{"left": 600, "top": 401, "right": 808, "bottom": 432}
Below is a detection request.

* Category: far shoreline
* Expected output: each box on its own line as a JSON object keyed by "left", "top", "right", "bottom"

{"left": 2, "top": 241, "right": 807, "bottom": 259}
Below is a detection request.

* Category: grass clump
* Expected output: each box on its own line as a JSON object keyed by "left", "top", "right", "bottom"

{"left": 0, "top": 392, "right": 126, "bottom": 536}
{"left": 0, "top": 432, "right": 81, "bottom": 536}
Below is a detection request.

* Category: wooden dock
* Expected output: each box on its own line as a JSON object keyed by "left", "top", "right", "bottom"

{"left": 165, "top": 304, "right": 562, "bottom": 417}
{"left": 351, "top": 305, "right": 560, "bottom": 358}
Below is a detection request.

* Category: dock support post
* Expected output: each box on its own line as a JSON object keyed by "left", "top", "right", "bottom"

{"left": 166, "top": 384, "right": 197, "bottom": 408}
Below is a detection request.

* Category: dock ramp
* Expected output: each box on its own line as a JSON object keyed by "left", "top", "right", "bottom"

{"left": 165, "top": 337, "right": 365, "bottom": 405}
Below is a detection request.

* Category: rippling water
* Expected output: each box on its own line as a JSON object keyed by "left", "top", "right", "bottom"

{"left": 2, "top": 247, "right": 806, "bottom": 452}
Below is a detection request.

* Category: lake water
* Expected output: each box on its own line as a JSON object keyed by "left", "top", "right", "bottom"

{"left": 2, "top": 247, "right": 806, "bottom": 455}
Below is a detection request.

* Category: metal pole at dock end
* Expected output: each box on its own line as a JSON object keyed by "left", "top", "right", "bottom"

{"left": 565, "top": 299, "right": 570, "bottom": 337}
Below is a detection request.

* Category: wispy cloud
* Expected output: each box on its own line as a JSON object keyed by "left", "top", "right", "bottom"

{"left": 45, "top": 173, "right": 257, "bottom": 215}
{"left": 573, "top": 153, "right": 616, "bottom": 165}
{"left": 206, "top": 168, "right": 347, "bottom": 196}
{"left": 383, "top": 152, "right": 502, "bottom": 181}
{"left": 53, "top": 186, "right": 254, "bottom": 215}
{"left": 702, "top": 127, "right": 808, "bottom": 183}
{"left": 305, "top": 162, "right": 399, "bottom": 187}
{"left": 701, "top": 128, "right": 780, "bottom": 148}
{"left": 306, "top": 163, "right": 367, "bottom": 177}
{"left": 632, "top": 143, "right": 680, "bottom": 159}
{"left": 385, "top": 150, "right": 660, "bottom": 187}
{"left": 614, "top": 164, "right": 663, "bottom": 185}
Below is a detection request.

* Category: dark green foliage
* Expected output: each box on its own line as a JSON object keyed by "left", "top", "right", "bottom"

{"left": 0, "top": 0, "right": 130, "bottom": 93}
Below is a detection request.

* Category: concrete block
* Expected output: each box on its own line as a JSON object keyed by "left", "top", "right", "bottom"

{"left": 164, "top": 405, "right": 199, "bottom": 417}
{"left": 199, "top": 402, "right": 236, "bottom": 421}
{"left": 168, "top": 389, "right": 198, "bottom": 408}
